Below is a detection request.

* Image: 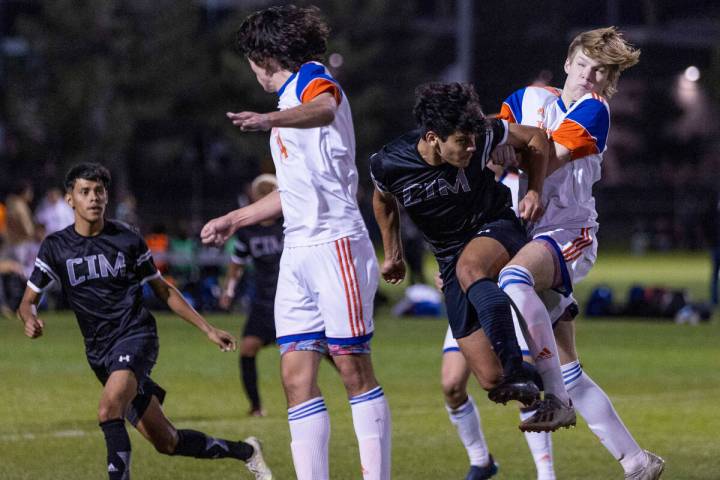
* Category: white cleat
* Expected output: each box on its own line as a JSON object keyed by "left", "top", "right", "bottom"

{"left": 624, "top": 450, "right": 665, "bottom": 480}
{"left": 244, "top": 436, "right": 273, "bottom": 480}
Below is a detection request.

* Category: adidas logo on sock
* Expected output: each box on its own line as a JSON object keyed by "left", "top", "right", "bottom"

{"left": 108, "top": 463, "right": 118, "bottom": 472}
{"left": 536, "top": 348, "right": 554, "bottom": 360}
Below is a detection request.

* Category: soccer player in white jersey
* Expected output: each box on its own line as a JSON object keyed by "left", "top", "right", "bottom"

{"left": 493, "top": 27, "right": 664, "bottom": 479}
{"left": 200, "top": 6, "right": 390, "bottom": 480}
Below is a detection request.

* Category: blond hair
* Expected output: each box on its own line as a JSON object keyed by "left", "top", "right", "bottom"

{"left": 567, "top": 27, "right": 640, "bottom": 98}
{"left": 251, "top": 173, "right": 278, "bottom": 199}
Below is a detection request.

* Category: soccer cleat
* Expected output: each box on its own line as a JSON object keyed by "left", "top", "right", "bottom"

{"left": 624, "top": 450, "right": 665, "bottom": 480}
{"left": 465, "top": 455, "right": 499, "bottom": 480}
{"left": 487, "top": 373, "right": 540, "bottom": 407}
{"left": 243, "top": 436, "right": 273, "bottom": 480}
{"left": 518, "top": 393, "right": 576, "bottom": 432}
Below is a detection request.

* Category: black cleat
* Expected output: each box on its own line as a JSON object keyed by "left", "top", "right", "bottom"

{"left": 488, "top": 375, "right": 540, "bottom": 407}
{"left": 465, "top": 455, "right": 499, "bottom": 480}
{"left": 519, "top": 394, "right": 576, "bottom": 432}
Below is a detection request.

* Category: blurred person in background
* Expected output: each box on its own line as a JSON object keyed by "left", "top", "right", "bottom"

{"left": 35, "top": 187, "right": 75, "bottom": 235}
{"left": 705, "top": 189, "right": 720, "bottom": 306}
{"left": 219, "top": 174, "right": 282, "bottom": 417}
{"left": 4, "top": 180, "right": 36, "bottom": 277}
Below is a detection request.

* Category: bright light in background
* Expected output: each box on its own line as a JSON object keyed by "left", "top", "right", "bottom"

{"left": 329, "top": 53, "right": 344, "bottom": 68}
{"left": 683, "top": 65, "right": 700, "bottom": 82}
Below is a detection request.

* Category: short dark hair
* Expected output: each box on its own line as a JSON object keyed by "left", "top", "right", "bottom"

{"left": 236, "top": 5, "right": 329, "bottom": 72}
{"left": 64, "top": 163, "right": 111, "bottom": 193}
{"left": 413, "top": 82, "right": 486, "bottom": 141}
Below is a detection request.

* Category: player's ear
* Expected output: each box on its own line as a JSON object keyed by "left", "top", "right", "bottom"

{"left": 65, "top": 191, "right": 74, "bottom": 209}
{"left": 564, "top": 57, "right": 571, "bottom": 74}
{"left": 424, "top": 130, "right": 439, "bottom": 147}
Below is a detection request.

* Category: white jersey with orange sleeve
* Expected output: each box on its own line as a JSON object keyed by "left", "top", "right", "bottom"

{"left": 498, "top": 86, "right": 611, "bottom": 236}
{"left": 270, "top": 61, "right": 367, "bottom": 247}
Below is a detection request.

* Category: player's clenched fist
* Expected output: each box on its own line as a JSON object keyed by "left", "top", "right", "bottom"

{"left": 201, "top": 216, "right": 233, "bottom": 246}
{"left": 381, "top": 258, "right": 406, "bottom": 285}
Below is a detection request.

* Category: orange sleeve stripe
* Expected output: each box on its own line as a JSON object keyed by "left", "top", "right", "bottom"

{"left": 551, "top": 119, "right": 599, "bottom": 160}
{"left": 300, "top": 78, "right": 342, "bottom": 105}
{"left": 498, "top": 103, "right": 517, "bottom": 123}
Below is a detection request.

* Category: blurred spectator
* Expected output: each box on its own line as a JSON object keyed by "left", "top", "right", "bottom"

{"left": 115, "top": 193, "right": 139, "bottom": 227}
{"left": 705, "top": 190, "right": 720, "bottom": 306}
{"left": 3, "top": 181, "right": 36, "bottom": 275}
{"left": 0, "top": 257, "right": 26, "bottom": 318}
{"left": 145, "top": 224, "right": 170, "bottom": 274}
{"left": 34, "top": 188, "right": 74, "bottom": 234}
{"left": 169, "top": 221, "right": 199, "bottom": 281}
{"left": 0, "top": 200, "right": 7, "bottom": 241}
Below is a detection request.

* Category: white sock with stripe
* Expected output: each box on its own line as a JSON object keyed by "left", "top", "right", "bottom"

{"left": 446, "top": 395, "right": 490, "bottom": 468}
{"left": 499, "top": 266, "right": 570, "bottom": 404}
{"left": 288, "top": 397, "right": 331, "bottom": 480}
{"left": 349, "top": 386, "right": 392, "bottom": 480}
{"left": 562, "top": 361, "right": 646, "bottom": 474}
{"left": 520, "top": 409, "right": 556, "bottom": 480}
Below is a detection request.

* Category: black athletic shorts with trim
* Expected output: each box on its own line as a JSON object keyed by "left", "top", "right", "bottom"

{"left": 243, "top": 301, "right": 276, "bottom": 345}
{"left": 441, "top": 216, "right": 528, "bottom": 339}
{"left": 89, "top": 333, "right": 166, "bottom": 426}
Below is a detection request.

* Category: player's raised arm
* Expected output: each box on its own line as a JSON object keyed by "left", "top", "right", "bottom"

{"left": 148, "top": 276, "right": 237, "bottom": 352}
{"left": 228, "top": 91, "right": 338, "bottom": 131}
{"left": 17, "top": 288, "right": 44, "bottom": 339}
{"left": 372, "top": 188, "right": 406, "bottom": 284}
{"left": 505, "top": 123, "right": 549, "bottom": 222}
{"left": 201, "top": 190, "right": 282, "bottom": 246}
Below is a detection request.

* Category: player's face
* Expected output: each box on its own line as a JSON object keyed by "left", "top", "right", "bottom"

{"left": 564, "top": 49, "right": 610, "bottom": 101}
{"left": 67, "top": 179, "right": 108, "bottom": 224}
{"left": 437, "top": 131, "right": 476, "bottom": 168}
{"left": 249, "top": 59, "right": 278, "bottom": 93}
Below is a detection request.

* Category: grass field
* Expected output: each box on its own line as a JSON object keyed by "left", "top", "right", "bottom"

{"left": 1, "top": 251, "right": 718, "bottom": 479}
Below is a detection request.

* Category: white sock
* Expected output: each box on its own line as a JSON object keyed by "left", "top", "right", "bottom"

{"left": 446, "top": 395, "right": 490, "bottom": 467}
{"left": 288, "top": 397, "right": 331, "bottom": 480}
{"left": 562, "top": 361, "right": 645, "bottom": 474}
{"left": 499, "top": 266, "right": 570, "bottom": 404}
{"left": 520, "top": 409, "right": 556, "bottom": 480}
{"left": 349, "top": 386, "right": 392, "bottom": 480}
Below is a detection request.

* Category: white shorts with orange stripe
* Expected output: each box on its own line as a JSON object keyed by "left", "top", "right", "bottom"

{"left": 533, "top": 226, "right": 598, "bottom": 294}
{"left": 274, "top": 232, "right": 378, "bottom": 350}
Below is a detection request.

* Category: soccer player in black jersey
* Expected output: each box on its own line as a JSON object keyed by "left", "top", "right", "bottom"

{"left": 17, "top": 163, "right": 273, "bottom": 480}
{"left": 371, "top": 82, "right": 548, "bottom": 411}
{"left": 219, "top": 174, "right": 283, "bottom": 417}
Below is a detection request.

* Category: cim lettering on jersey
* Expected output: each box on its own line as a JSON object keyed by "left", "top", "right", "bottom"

{"left": 249, "top": 236, "right": 283, "bottom": 257}
{"left": 402, "top": 168, "right": 471, "bottom": 207}
{"left": 66, "top": 253, "right": 126, "bottom": 286}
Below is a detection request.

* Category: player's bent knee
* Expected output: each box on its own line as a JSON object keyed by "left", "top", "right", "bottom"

{"left": 455, "top": 263, "right": 491, "bottom": 292}
{"left": 441, "top": 378, "right": 468, "bottom": 405}
{"left": 98, "top": 402, "right": 125, "bottom": 423}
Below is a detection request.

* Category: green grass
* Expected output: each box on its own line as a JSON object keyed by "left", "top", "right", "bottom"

{"left": 1, "top": 251, "right": 718, "bottom": 479}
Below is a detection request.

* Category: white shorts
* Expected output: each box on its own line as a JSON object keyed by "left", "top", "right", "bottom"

{"left": 274, "top": 232, "right": 378, "bottom": 347}
{"left": 441, "top": 291, "right": 577, "bottom": 355}
{"left": 533, "top": 227, "right": 598, "bottom": 293}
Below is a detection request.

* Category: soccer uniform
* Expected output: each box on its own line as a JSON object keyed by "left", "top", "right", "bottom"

{"left": 27, "top": 220, "right": 165, "bottom": 425}
{"left": 269, "top": 61, "right": 378, "bottom": 353}
{"left": 231, "top": 220, "right": 283, "bottom": 345}
{"left": 370, "top": 120, "right": 528, "bottom": 339}
{"left": 498, "top": 86, "right": 609, "bottom": 291}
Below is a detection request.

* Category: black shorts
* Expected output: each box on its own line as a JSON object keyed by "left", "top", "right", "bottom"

{"left": 243, "top": 301, "right": 276, "bottom": 345}
{"left": 442, "top": 216, "right": 528, "bottom": 339}
{"left": 89, "top": 334, "right": 166, "bottom": 426}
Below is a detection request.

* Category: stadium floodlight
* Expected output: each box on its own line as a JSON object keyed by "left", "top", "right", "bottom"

{"left": 684, "top": 65, "right": 700, "bottom": 82}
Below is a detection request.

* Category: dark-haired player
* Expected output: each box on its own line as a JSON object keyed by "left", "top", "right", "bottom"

{"left": 370, "top": 82, "right": 573, "bottom": 433}
{"left": 17, "top": 163, "right": 272, "bottom": 480}
{"left": 201, "top": 6, "right": 390, "bottom": 480}
{"left": 219, "top": 174, "right": 283, "bottom": 417}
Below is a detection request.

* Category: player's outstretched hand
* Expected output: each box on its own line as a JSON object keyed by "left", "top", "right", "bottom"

{"left": 227, "top": 111, "right": 272, "bottom": 132}
{"left": 490, "top": 144, "right": 519, "bottom": 168}
{"left": 23, "top": 315, "right": 44, "bottom": 339}
{"left": 381, "top": 258, "right": 406, "bottom": 285}
{"left": 207, "top": 327, "right": 237, "bottom": 352}
{"left": 519, "top": 190, "right": 544, "bottom": 222}
{"left": 201, "top": 215, "right": 233, "bottom": 247}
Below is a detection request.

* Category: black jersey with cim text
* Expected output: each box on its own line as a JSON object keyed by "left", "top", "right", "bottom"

{"left": 231, "top": 220, "right": 283, "bottom": 306}
{"left": 370, "top": 119, "right": 516, "bottom": 269}
{"left": 28, "top": 220, "right": 160, "bottom": 361}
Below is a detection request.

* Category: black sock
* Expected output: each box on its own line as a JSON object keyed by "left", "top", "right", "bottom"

{"left": 173, "top": 429, "right": 253, "bottom": 461}
{"left": 466, "top": 278, "right": 523, "bottom": 376}
{"left": 99, "top": 419, "right": 131, "bottom": 480}
{"left": 240, "top": 355, "right": 261, "bottom": 410}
